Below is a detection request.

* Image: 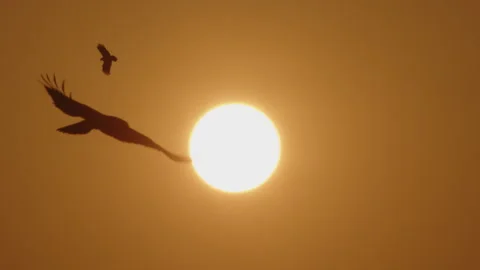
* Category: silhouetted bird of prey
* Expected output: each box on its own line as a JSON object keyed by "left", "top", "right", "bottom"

{"left": 39, "top": 74, "right": 191, "bottom": 163}
{"left": 97, "top": 44, "right": 117, "bottom": 75}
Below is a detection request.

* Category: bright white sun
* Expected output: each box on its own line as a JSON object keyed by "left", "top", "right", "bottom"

{"left": 189, "top": 103, "right": 281, "bottom": 193}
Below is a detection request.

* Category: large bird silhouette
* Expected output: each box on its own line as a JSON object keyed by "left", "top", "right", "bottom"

{"left": 40, "top": 74, "right": 192, "bottom": 163}
{"left": 97, "top": 44, "right": 117, "bottom": 75}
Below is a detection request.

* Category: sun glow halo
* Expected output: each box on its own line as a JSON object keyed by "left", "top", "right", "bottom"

{"left": 189, "top": 103, "right": 281, "bottom": 193}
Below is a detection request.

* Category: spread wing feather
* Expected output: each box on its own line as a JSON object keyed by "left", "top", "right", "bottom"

{"left": 40, "top": 74, "right": 101, "bottom": 119}
{"left": 40, "top": 73, "right": 190, "bottom": 163}
{"left": 97, "top": 44, "right": 111, "bottom": 57}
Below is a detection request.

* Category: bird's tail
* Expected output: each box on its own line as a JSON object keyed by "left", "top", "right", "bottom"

{"left": 57, "top": 120, "right": 93, "bottom": 135}
{"left": 154, "top": 144, "right": 192, "bottom": 163}
{"left": 111, "top": 55, "right": 118, "bottom": 62}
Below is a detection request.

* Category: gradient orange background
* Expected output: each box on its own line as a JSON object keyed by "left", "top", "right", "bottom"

{"left": 1, "top": 1, "right": 478, "bottom": 269}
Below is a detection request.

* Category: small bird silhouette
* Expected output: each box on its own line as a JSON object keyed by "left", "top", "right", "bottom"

{"left": 97, "top": 44, "right": 117, "bottom": 75}
{"left": 39, "top": 74, "right": 191, "bottom": 163}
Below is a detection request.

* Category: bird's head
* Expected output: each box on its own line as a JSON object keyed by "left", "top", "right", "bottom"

{"left": 109, "top": 116, "right": 130, "bottom": 128}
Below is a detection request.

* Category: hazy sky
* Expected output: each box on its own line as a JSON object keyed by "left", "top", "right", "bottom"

{"left": 0, "top": 1, "right": 478, "bottom": 269}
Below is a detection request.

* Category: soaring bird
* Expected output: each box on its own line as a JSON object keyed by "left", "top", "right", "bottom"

{"left": 97, "top": 44, "right": 117, "bottom": 75}
{"left": 39, "top": 74, "right": 191, "bottom": 163}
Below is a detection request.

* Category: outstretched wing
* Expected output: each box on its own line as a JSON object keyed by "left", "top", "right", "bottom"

{"left": 57, "top": 120, "right": 93, "bottom": 135}
{"left": 102, "top": 60, "right": 112, "bottom": 75}
{"left": 120, "top": 128, "right": 192, "bottom": 162}
{"left": 40, "top": 74, "right": 101, "bottom": 119}
{"left": 97, "top": 44, "right": 111, "bottom": 57}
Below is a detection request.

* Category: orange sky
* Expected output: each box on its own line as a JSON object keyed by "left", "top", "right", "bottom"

{"left": 0, "top": 1, "right": 478, "bottom": 269}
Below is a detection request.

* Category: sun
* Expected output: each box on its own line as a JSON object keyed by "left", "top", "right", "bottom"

{"left": 189, "top": 103, "right": 281, "bottom": 193}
